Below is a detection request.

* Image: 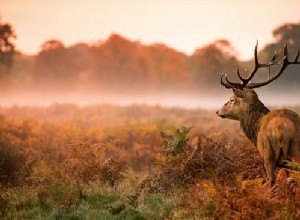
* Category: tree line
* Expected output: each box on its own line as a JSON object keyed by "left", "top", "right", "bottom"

{"left": 1, "top": 19, "right": 300, "bottom": 95}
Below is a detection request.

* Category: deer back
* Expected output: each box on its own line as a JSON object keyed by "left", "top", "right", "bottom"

{"left": 257, "top": 109, "right": 300, "bottom": 162}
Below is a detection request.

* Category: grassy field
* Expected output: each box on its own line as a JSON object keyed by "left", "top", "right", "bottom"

{"left": 1, "top": 104, "right": 300, "bottom": 219}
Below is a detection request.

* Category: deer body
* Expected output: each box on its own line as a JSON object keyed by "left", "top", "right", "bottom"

{"left": 217, "top": 89, "right": 300, "bottom": 186}
{"left": 257, "top": 109, "right": 300, "bottom": 185}
{"left": 216, "top": 43, "right": 300, "bottom": 186}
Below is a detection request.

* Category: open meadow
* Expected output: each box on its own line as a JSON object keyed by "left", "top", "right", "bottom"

{"left": 1, "top": 104, "right": 300, "bottom": 219}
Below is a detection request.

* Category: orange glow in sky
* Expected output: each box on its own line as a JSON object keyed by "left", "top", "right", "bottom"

{"left": 1, "top": 0, "right": 300, "bottom": 59}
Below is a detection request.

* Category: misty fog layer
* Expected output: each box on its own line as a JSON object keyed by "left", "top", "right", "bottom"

{"left": 1, "top": 21, "right": 300, "bottom": 108}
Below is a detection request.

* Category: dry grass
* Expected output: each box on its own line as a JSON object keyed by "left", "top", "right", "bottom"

{"left": 0, "top": 104, "right": 300, "bottom": 219}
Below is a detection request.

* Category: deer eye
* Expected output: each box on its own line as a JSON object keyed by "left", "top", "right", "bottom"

{"left": 230, "top": 98, "right": 235, "bottom": 103}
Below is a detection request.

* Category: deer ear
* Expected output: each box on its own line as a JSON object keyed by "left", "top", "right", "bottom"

{"left": 232, "top": 88, "right": 245, "bottom": 98}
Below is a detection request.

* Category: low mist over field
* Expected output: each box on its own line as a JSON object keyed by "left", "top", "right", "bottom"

{"left": 2, "top": 89, "right": 300, "bottom": 109}
{"left": 1, "top": 23, "right": 300, "bottom": 108}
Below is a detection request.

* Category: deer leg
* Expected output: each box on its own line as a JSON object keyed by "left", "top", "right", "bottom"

{"left": 264, "top": 158, "right": 276, "bottom": 187}
{"left": 289, "top": 137, "right": 300, "bottom": 162}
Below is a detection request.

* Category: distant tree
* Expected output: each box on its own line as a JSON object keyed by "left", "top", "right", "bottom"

{"left": 263, "top": 21, "right": 300, "bottom": 57}
{"left": 40, "top": 39, "right": 64, "bottom": 51}
{"left": 67, "top": 43, "right": 94, "bottom": 88}
{"left": 261, "top": 21, "right": 300, "bottom": 89}
{"left": 191, "top": 39, "right": 240, "bottom": 91}
{"left": 93, "top": 34, "right": 140, "bottom": 90}
{"left": 141, "top": 43, "right": 190, "bottom": 91}
{"left": 93, "top": 34, "right": 149, "bottom": 91}
{"left": 33, "top": 39, "right": 75, "bottom": 89}
{"left": 0, "top": 18, "right": 16, "bottom": 74}
{"left": 273, "top": 21, "right": 300, "bottom": 47}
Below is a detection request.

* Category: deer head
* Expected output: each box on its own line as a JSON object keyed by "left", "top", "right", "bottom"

{"left": 217, "top": 42, "right": 300, "bottom": 121}
{"left": 216, "top": 88, "right": 260, "bottom": 121}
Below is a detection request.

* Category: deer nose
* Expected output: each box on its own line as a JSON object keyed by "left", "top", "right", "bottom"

{"left": 216, "top": 110, "right": 219, "bottom": 115}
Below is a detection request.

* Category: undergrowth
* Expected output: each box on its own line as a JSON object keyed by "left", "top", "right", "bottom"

{"left": 1, "top": 106, "right": 300, "bottom": 219}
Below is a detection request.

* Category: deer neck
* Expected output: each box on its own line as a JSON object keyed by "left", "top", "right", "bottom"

{"left": 240, "top": 102, "right": 270, "bottom": 145}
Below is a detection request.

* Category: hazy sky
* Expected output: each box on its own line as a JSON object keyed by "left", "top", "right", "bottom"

{"left": 1, "top": 0, "right": 300, "bottom": 59}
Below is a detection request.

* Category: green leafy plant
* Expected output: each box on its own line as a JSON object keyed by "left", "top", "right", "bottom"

{"left": 161, "top": 126, "right": 192, "bottom": 156}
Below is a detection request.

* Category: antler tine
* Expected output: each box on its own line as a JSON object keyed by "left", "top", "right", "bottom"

{"left": 254, "top": 40, "right": 259, "bottom": 66}
{"left": 221, "top": 73, "right": 243, "bottom": 89}
{"left": 225, "top": 73, "right": 243, "bottom": 87}
{"left": 254, "top": 43, "right": 282, "bottom": 68}
{"left": 245, "top": 44, "right": 300, "bottom": 89}
{"left": 220, "top": 73, "right": 232, "bottom": 88}
{"left": 292, "top": 45, "right": 300, "bottom": 63}
{"left": 242, "top": 41, "right": 260, "bottom": 85}
{"left": 220, "top": 42, "right": 300, "bottom": 90}
{"left": 272, "top": 49, "right": 282, "bottom": 62}
{"left": 284, "top": 43, "right": 288, "bottom": 58}
{"left": 237, "top": 69, "right": 245, "bottom": 82}
{"left": 269, "top": 49, "right": 282, "bottom": 78}
{"left": 245, "top": 59, "right": 287, "bottom": 89}
{"left": 219, "top": 43, "right": 260, "bottom": 90}
{"left": 221, "top": 42, "right": 264, "bottom": 90}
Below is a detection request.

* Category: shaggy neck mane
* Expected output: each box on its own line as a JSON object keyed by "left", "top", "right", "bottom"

{"left": 240, "top": 100, "right": 270, "bottom": 145}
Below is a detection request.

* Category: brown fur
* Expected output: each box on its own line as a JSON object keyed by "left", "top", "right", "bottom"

{"left": 217, "top": 89, "right": 300, "bottom": 186}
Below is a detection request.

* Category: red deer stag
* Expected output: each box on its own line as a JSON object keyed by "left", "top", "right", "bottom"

{"left": 216, "top": 42, "right": 300, "bottom": 186}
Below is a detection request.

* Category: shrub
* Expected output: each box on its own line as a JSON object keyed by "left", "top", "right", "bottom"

{"left": 63, "top": 140, "right": 106, "bottom": 183}
{"left": 64, "top": 140, "right": 127, "bottom": 187}
{"left": 0, "top": 137, "right": 33, "bottom": 185}
{"left": 99, "top": 158, "right": 127, "bottom": 188}
{"left": 141, "top": 130, "right": 241, "bottom": 195}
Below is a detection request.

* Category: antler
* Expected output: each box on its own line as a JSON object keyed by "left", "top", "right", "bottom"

{"left": 221, "top": 42, "right": 300, "bottom": 90}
